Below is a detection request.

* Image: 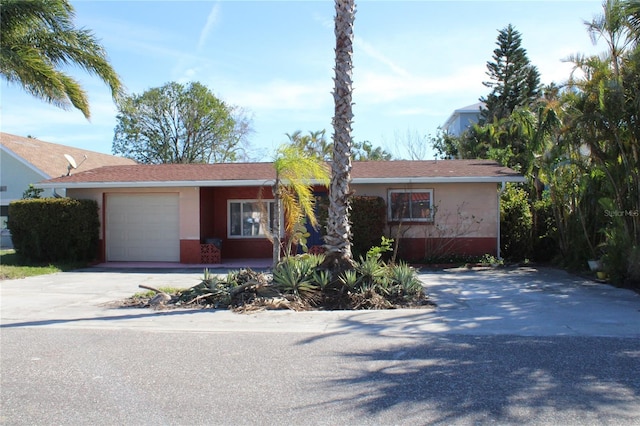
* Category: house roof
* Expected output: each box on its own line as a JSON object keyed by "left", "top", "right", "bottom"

{"left": 37, "top": 159, "right": 525, "bottom": 189}
{"left": 0, "top": 132, "right": 136, "bottom": 179}
{"left": 443, "top": 101, "right": 485, "bottom": 131}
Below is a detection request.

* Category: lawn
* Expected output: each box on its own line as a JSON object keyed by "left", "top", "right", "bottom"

{"left": 0, "top": 250, "right": 87, "bottom": 280}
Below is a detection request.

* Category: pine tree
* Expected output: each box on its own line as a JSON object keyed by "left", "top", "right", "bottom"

{"left": 480, "top": 24, "right": 541, "bottom": 123}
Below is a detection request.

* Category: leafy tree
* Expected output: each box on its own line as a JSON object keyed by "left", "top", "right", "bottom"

{"left": 0, "top": 0, "right": 122, "bottom": 119}
{"left": 322, "top": 0, "right": 357, "bottom": 275}
{"left": 480, "top": 24, "right": 541, "bottom": 123}
{"left": 269, "top": 144, "right": 329, "bottom": 266}
{"left": 22, "top": 184, "right": 43, "bottom": 199}
{"left": 286, "top": 130, "right": 332, "bottom": 161}
{"left": 287, "top": 130, "right": 391, "bottom": 161}
{"left": 352, "top": 140, "right": 392, "bottom": 161}
{"left": 112, "top": 81, "right": 252, "bottom": 164}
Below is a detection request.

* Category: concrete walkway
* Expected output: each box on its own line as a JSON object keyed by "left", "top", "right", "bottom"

{"left": 1, "top": 265, "right": 638, "bottom": 337}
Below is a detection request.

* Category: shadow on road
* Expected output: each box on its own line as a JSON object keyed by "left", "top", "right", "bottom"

{"left": 315, "top": 334, "right": 640, "bottom": 424}
{"left": 0, "top": 308, "right": 207, "bottom": 329}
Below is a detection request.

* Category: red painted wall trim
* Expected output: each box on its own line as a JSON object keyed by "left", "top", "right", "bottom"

{"left": 180, "top": 240, "right": 201, "bottom": 263}
{"left": 397, "top": 237, "right": 497, "bottom": 261}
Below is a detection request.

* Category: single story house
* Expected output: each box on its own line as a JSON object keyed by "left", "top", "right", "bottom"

{"left": 0, "top": 132, "right": 136, "bottom": 248}
{"left": 37, "top": 159, "right": 525, "bottom": 263}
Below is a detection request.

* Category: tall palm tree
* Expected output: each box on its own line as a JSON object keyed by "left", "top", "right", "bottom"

{"left": 584, "top": 0, "right": 634, "bottom": 76}
{"left": 0, "top": 0, "right": 122, "bottom": 119}
{"left": 322, "top": 0, "right": 357, "bottom": 274}
{"left": 270, "top": 144, "right": 330, "bottom": 267}
{"left": 626, "top": 0, "right": 640, "bottom": 43}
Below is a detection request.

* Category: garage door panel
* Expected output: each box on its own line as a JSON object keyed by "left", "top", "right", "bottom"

{"left": 106, "top": 194, "right": 180, "bottom": 262}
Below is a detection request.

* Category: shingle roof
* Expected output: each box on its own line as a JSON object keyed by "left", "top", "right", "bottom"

{"left": 38, "top": 159, "right": 524, "bottom": 188}
{"left": 1, "top": 132, "right": 136, "bottom": 178}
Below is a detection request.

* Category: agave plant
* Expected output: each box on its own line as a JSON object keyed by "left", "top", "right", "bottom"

{"left": 357, "top": 255, "right": 386, "bottom": 281}
{"left": 273, "top": 256, "right": 319, "bottom": 297}
{"left": 312, "top": 269, "right": 332, "bottom": 291}
{"left": 388, "top": 262, "right": 424, "bottom": 297}
{"left": 338, "top": 269, "right": 359, "bottom": 291}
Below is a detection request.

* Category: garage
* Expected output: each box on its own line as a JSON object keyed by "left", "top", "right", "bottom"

{"left": 106, "top": 193, "right": 180, "bottom": 262}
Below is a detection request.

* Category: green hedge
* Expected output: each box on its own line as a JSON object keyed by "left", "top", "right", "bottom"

{"left": 350, "top": 196, "right": 387, "bottom": 259}
{"left": 8, "top": 198, "right": 99, "bottom": 262}
{"left": 500, "top": 183, "right": 532, "bottom": 261}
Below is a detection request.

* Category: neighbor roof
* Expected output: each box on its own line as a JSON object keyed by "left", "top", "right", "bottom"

{"left": 38, "top": 159, "right": 525, "bottom": 189}
{"left": 1, "top": 132, "right": 136, "bottom": 179}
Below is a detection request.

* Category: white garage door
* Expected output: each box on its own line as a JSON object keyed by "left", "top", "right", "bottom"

{"left": 106, "top": 193, "right": 180, "bottom": 262}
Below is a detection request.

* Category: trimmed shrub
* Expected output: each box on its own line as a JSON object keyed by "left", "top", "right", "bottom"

{"left": 350, "top": 196, "right": 386, "bottom": 259}
{"left": 500, "top": 183, "right": 532, "bottom": 261}
{"left": 8, "top": 198, "right": 99, "bottom": 262}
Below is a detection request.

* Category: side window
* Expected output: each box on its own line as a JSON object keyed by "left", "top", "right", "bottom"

{"left": 388, "top": 189, "right": 433, "bottom": 222}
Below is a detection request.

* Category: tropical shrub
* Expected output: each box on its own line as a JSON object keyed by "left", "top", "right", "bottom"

{"left": 350, "top": 196, "right": 387, "bottom": 258}
{"left": 8, "top": 198, "right": 99, "bottom": 262}
{"left": 500, "top": 183, "right": 532, "bottom": 261}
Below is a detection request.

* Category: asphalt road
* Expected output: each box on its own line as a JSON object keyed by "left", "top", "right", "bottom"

{"left": 1, "top": 266, "right": 639, "bottom": 425}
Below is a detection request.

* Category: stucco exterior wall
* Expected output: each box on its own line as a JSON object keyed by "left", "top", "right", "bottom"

{"left": 67, "top": 181, "right": 501, "bottom": 263}
{"left": 352, "top": 182, "right": 498, "bottom": 237}
{"left": 68, "top": 187, "right": 200, "bottom": 240}
{"left": 68, "top": 187, "right": 201, "bottom": 262}
{"left": 353, "top": 182, "right": 499, "bottom": 259}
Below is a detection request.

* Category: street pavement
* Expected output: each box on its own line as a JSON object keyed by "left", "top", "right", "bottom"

{"left": 1, "top": 266, "right": 639, "bottom": 425}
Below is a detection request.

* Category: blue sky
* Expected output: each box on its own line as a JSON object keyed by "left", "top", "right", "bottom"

{"left": 1, "top": 0, "right": 604, "bottom": 161}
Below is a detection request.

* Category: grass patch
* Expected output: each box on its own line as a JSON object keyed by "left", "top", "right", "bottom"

{"left": 133, "top": 287, "right": 186, "bottom": 298}
{"left": 0, "top": 249, "right": 88, "bottom": 280}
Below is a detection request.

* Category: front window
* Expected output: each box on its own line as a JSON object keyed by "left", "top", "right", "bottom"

{"left": 228, "top": 200, "right": 275, "bottom": 238}
{"left": 388, "top": 189, "right": 433, "bottom": 222}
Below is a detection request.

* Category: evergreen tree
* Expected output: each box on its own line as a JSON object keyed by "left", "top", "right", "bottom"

{"left": 480, "top": 24, "right": 541, "bottom": 123}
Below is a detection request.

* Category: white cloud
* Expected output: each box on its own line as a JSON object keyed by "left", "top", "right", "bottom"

{"left": 197, "top": 2, "right": 221, "bottom": 51}
{"left": 228, "top": 79, "right": 332, "bottom": 112}
{"left": 354, "top": 36, "right": 410, "bottom": 78}
{"left": 354, "top": 64, "right": 486, "bottom": 104}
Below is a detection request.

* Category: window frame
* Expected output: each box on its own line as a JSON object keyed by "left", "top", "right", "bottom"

{"left": 387, "top": 189, "right": 434, "bottom": 222}
{"left": 227, "top": 199, "right": 276, "bottom": 239}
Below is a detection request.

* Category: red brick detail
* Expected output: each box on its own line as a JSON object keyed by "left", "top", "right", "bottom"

{"left": 200, "top": 244, "right": 221, "bottom": 264}
{"left": 180, "top": 240, "right": 201, "bottom": 263}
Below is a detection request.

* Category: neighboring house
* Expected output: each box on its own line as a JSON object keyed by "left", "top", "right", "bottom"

{"left": 443, "top": 102, "right": 485, "bottom": 137}
{"left": 37, "top": 160, "right": 525, "bottom": 263}
{"left": 0, "top": 132, "right": 136, "bottom": 248}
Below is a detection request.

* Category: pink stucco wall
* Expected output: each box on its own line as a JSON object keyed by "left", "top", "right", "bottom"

{"left": 69, "top": 181, "right": 501, "bottom": 263}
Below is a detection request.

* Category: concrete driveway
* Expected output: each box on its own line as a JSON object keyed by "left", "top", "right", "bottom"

{"left": 2, "top": 266, "right": 640, "bottom": 425}
{"left": 1, "top": 265, "right": 638, "bottom": 337}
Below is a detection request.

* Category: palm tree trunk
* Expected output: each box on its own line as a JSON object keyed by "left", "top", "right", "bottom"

{"left": 322, "top": 0, "right": 356, "bottom": 274}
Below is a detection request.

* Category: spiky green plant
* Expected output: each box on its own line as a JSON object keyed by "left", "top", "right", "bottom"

{"left": 273, "top": 256, "right": 319, "bottom": 297}
{"left": 312, "top": 269, "right": 332, "bottom": 291}
{"left": 388, "top": 262, "right": 424, "bottom": 297}
{"left": 339, "top": 269, "right": 359, "bottom": 291}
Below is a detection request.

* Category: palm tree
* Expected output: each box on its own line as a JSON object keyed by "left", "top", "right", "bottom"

{"left": 322, "top": 0, "right": 357, "bottom": 275}
{"left": 0, "top": 0, "right": 122, "bottom": 119}
{"left": 270, "top": 144, "right": 330, "bottom": 267}
{"left": 584, "top": 0, "right": 634, "bottom": 76}
{"left": 627, "top": 0, "right": 640, "bottom": 41}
